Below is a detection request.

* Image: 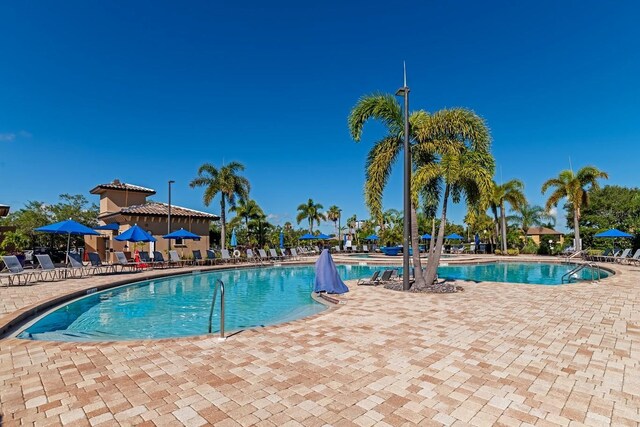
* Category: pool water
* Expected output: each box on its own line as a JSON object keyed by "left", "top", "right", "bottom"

{"left": 18, "top": 263, "right": 607, "bottom": 341}
{"left": 19, "top": 265, "right": 378, "bottom": 341}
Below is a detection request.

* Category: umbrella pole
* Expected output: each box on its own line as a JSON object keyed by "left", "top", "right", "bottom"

{"left": 66, "top": 232, "right": 71, "bottom": 267}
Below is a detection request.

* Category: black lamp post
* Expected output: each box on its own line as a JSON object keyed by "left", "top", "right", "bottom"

{"left": 395, "top": 63, "right": 411, "bottom": 291}
{"left": 168, "top": 180, "right": 175, "bottom": 250}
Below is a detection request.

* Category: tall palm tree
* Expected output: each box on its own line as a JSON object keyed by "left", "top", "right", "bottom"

{"left": 510, "top": 204, "right": 554, "bottom": 234}
{"left": 542, "top": 166, "right": 608, "bottom": 250}
{"left": 326, "top": 205, "right": 341, "bottom": 237}
{"left": 349, "top": 94, "right": 436, "bottom": 285}
{"left": 296, "top": 199, "right": 326, "bottom": 232}
{"left": 492, "top": 179, "right": 526, "bottom": 252}
{"left": 189, "top": 161, "right": 250, "bottom": 250}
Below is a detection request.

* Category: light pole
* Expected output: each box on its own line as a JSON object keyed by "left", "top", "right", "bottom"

{"left": 168, "top": 180, "right": 175, "bottom": 251}
{"left": 395, "top": 62, "right": 411, "bottom": 291}
{"left": 338, "top": 209, "right": 342, "bottom": 248}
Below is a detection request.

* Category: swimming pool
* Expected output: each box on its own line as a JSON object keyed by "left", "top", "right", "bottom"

{"left": 18, "top": 262, "right": 607, "bottom": 341}
{"left": 18, "top": 265, "right": 378, "bottom": 342}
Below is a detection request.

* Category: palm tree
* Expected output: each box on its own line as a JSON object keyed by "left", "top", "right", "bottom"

{"left": 510, "top": 204, "right": 554, "bottom": 234}
{"left": 296, "top": 199, "right": 326, "bottom": 232}
{"left": 492, "top": 179, "right": 526, "bottom": 252}
{"left": 416, "top": 145, "right": 495, "bottom": 288}
{"left": 542, "top": 166, "right": 608, "bottom": 250}
{"left": 230, "top": 199, "right": 264, "bottom": 232}
{"left": 189, "top": 161, "right": 250, "bottom": 250}
{"left": 326, "top": 205, "right": 341, "bottom": 237}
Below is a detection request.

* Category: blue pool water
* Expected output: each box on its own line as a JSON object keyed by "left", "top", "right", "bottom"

{"left": 19, "top": 263, "right": 607, "bottom": 341}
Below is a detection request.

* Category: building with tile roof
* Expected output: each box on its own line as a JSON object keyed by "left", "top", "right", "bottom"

{"left": 85, "top": 179, "right": 219, "bottom": 262}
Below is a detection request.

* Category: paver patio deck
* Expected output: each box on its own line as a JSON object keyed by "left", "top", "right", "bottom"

{"left": 1, "top": 257, "right": 639, "bottom": 426}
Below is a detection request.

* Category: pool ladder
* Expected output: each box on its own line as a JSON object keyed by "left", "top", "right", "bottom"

{"left": 208, "top": 279, "right": 225, "bottom": 340}
{"left": 561, "top": 262, "right": 602, "bottom": 283}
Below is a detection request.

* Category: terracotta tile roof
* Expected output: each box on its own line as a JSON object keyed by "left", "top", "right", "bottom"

{"left": 526, "top": 226, "right": 563, "bottom": 235}
{"left": 90, "top": 179, "right": 156, "bottom": 195}
{"left": 118, "top": 202, "right": 218, "bottom": 219}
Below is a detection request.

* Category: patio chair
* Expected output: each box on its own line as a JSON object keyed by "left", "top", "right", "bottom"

{"left": 246, "top": 249, "right": 260, "bottom": 264}
{"left": 152, "top": 251, "right": 170, "bottom": 268}
{"left": 205, "top": 250, "right": 218, "bottom": 265}
{"left": 313, "top": 245, "right": 321, "bottom": 254}
{"left": 279, "top": 248, "right": 290, "bottom": 260}
{"left": 600, "top": 250, "right": 622, "bottom": 263}
{"left": 169, "top": 250, "right": 187, "bottom": 267}
{"left": 357, "top": 270, "right": 381, "bottom": 286}
{"left": 220, "top": 249, "right": 235, "bottom": 264}
{"left": 269, "top": 248, "right": 283, "bottom": 261}
{"left": 35, "top": 254, "right": 71, "bottom": 281}
{"left": 139, "top": 251, "right": 163, "bottom": 269}
{"left": 622, "top": 248, "right": 640, "bottom": 265}
{"left": 290, "top": 248, "right": 300, "bottom": 260}
{"left": 115, "top": 251, "right": 140, "bottom": 272}
{"left": 614, "top": 248, "right": 632, "bottom": 264}
{"left": 88, "top": 252, "right": 116, "bottom": 274}
{"left": 1, "top": 255, "right": 40, "bottom": 286}
{"left": 68, "top": 252, "right": 93, "bottom": 277}
{"left": 362, "top": 244, "right": 369, "bottom": 253}
{"left": 192, "top": 250, "right": 207, "bottom": 266}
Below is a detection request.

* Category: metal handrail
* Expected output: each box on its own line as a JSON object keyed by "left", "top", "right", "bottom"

{"left": 562, "top": 262, "right": 601, "bottom": 283}
{"left": 208, "top": 279, "right": 225, "bottom": 339}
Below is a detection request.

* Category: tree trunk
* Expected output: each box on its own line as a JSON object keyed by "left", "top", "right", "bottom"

{"left": 410, "top": 204, "right": 425, "bottom": 289}
{"left": 574, "top": 206, "right": 581, "bottom": 250}
{"left": 220, "top": 197, "right": 227, "bottom": 250}
{"left": 492, "top": 211, "right": 500, "bottom": 252}
{"left": 429, "top": 217, "right": 435, "bottom": 253}
{"left": 423, "top": 184, "right": 450, "bottom": 287}
{"left": 501, "top": 203, "right": 508, "bottom": 252}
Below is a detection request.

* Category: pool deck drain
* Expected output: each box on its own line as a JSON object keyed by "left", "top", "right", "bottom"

{"left": 1, "top": 256, "right": 639, "bottom": 426}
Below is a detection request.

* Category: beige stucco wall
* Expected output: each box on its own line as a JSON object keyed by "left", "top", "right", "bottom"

{"left": 98, "top": 191, "right": 148, "bottom": 216}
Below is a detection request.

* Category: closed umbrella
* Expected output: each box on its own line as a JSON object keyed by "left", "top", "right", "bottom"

{"left": 279, "top": 231, "right": 284, "bottom": 249}
{"left": 35, "top": 219, "right": 101, "bottom": 266}
{"left": 230, "top": 229, "right": 237, "bottom": 247}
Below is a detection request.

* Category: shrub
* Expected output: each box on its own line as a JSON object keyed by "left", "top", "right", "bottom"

{"left": 521, "top": 242, "right": 538, "bottom": 255}
{"left": 506, "top": 248, "right": 519, "bottom": 256}
{"left": 494, "top": 249, "right": 502, "bottom": 255}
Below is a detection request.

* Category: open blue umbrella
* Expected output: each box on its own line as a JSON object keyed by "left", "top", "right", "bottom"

{"left": 230, "top": 229, "right": 237, "bottom": 247}
{"left": 93, "top": 222, "right": 119, "bottom": 231}
{"left": 299, "top": 233, "right": 316, "bottom": 240}
{"left": 314, "top": 249, "right": 348, "bottom": 294}
{"left": 35, "top": 219, "right": 101, "bottom": 265}
{"left": 594, "top": 229, "right": 633, "bottom": 238}
{"left": 365, "top": 234, "right": 379, "bottom": 241}
{"left": 446, "top": 233, "right": 464, "bottom": 240}
{"left": 279, "top": 231, "right": 285, "bottom": 248}
{"left": 163, "top": 228, "right": 200, "bottom": 240}
{"left": 115, "top": 224, "right": 156, "bottom": 243}
{"left": 421, "top": 233, "right": 431, "bottom": 240}
{"left": 316, "top": 233, "right": 331, "bottom": 240}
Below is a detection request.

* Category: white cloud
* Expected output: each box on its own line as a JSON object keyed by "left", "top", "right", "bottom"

{"left": 0, "top": 133, "right": 16, "bottom": 142}
{"left": 548, "top": 207, "right": 557, "bottom": 217}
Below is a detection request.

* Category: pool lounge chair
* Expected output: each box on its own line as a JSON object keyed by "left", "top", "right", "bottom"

{"left": 613, "top": 248, "right": 632, "bottom": 264}
{"left": 192, "top": 250, "right": 207, "bottom": 266}
{"left": 88, "top": 252, "right": 116, "bottom": 274}
{"left": 246, "top": 249, "right": 260, "bottom": 264}
{"left": 152, "top": 251, "right": 170, "bottom": 268}
{"left": 35, "top": 254, "right": 72, "bottom": 281}
{"left": 68, "top": 252, "right": 94, "bottom": 277}
{"left": 357, "top": 270, "right": 381, "bottom": 286}
{"left": 289, "top": 248, "right": 300, "bottom": 260}
{"left": 279, "top": 248, "right": 290, "bottom": 260}
{"left": 269, "top": 248, "right": 283, "bottom": 261}
{"left": 1, "top": 255, "right": 40, "bottom": 286}
{"left": 139, "top": 251, "right": 163, "bottom": 269}
{"left": 169, "top": 250, "right": 187, "bottom": 267}
{"left": 622, "top": 248, "right": 640, "bottom": 265}
{"left": 205, "top": 250, "right": 218, "bottom": 265}
{"left": 220, "top": 249, "right": 236, "bottom": 264}
{"left": 362, "top": 245, "right": 369, "bottom": 253}
{"left": 257, "top": 249, "right": 271, "bottom": 263}
{"left": 115, "top": 252, "right": 140, "bottom": 272}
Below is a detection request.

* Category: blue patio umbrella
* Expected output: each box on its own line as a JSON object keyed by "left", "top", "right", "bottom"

{"left": 35, "top": 219, "right": 101, "bottom": 265}
{"left": 421, "top": 233, "right": 431, "bottom": 240}
{"left": 314, "top": 249, "right": 349, "bottom": 294}
{"left": 316, "top": 233, "right": 331, "bottom": 240}
{"left": 594, "top": 229, "right": 633, "bottom": 238}
{"left": 230, "top": 229, "right": 237, "bottom": 247}
{"left": 299, "top": 233, "right": 316, "bottom": 240}
{"left": 115, "top": 224, "right": 156, "bottom": 243}
{"left": 93, "top": 222, "right": 119, "bottom": 231}
{"left": 475, "top": 233, "right": 480, "bottom": 246}
{"left": 446, "top": 233, "right": 464, "bottom": 240}
{"left": 279, "top": 231, "right": 285, "bottom": 248}
{"left": 365, "top": 234, "right": 379, "bottom": 241}
{"left": 163, "top": 228, "right": 201, "bottom": 240}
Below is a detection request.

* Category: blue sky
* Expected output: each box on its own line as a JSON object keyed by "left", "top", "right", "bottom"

{"left": 1, "top": 1, "right": 639, "bottom": 233}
